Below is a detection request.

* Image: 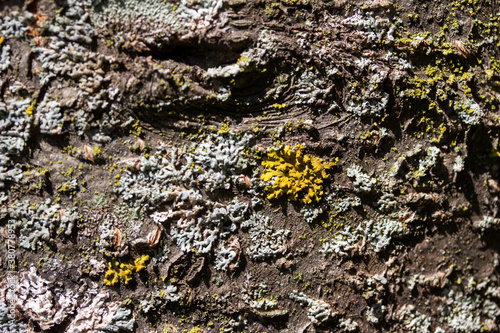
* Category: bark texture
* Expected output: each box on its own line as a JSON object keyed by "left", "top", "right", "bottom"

{"left": 0, "top": 0, "right": 500, "bottom": 332}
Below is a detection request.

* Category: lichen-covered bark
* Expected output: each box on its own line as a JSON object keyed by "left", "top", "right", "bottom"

{"left": 1, "top": 0, "right": 500, "bottom": 332}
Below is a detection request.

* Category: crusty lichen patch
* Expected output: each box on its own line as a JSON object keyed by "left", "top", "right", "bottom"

{"left": 261, "top": 144, "right": 336, "bottom": 204}
{"left": 104, "top": 254, "right": 150, "bottom": 286}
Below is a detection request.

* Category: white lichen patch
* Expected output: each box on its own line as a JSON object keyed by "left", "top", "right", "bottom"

{"left": 346, "top": 73, "right": 390, "bottom": 118}
{"left": 118, "top": 133, "right": 251, "bottom": 209}
{"left": 31, "top": 0, "right": 103, "bottom": 86}
{"left": 140, "top": 285, "right": 181, "bottom": 314}
{"left": 6, "top": 199, "right": 78, "bottom": 250}
{"left": 250, "top": 297, "right": 279, "bottom": 311}
{"left": 205, "top": 44, "right": 269, "bottom": 80}
{"left": 91, "top": 0, "right": 223, "bottom": 39}
{"left": 0, "top": 44, "right": 11, "bottom": 73}
{"left": 339, "top": 10, "right": 399, "bottom": 43}
{"left": 474, "top": 215, "right": 500, "bottom": 231}
{"left": 120, "top": 133, "right": 253, "bottom": 255}
{"left": 321, "top": 215, "right": 407, "bottom": 255}
{"left": 0, "top": 301, "right": 27, "bottom": 332}
{"left": 38, "top": 99, "right": 64, "bottom": 135}
{"left": 414, "top": 146, "right": 440, "bottom": 178}
{"left": 454, "top": 99, "right": 484, "bottom": 125}
{"left": 289, "top": 291, "right": 331, "bottom": 324}
{"left": 0, "top": 98, "right": 32, "bottom": 189}
{"left": 96, "top": 212, "right": 121, "bottom": 252}
{"left": 361, "top": 217, "right": 406, "bottom": 253}
{"left": 338, "top": 317, "right": 359, "bottom": 332}
{"left": 9, "top": 267, "right": 78, "bottom": 330}
{"left": 241, "top": 213, "right": 290, "bottom": 260}
{"left": 68, "top": 292, "right": 135, "bottom": 332}
{"left": 214, "top": 235, "right": 241, "bottom": 271}
{"left": 366, "top": 302, "right": 385, "bottom": 324}
{"left": 397, "top": 304, "right": 432, "bottom": 333}
{"left": 2, "top": 266, "right": 135, "bottom": 332}
{"left": 331, "top": 196, "right": 362, "bottom": 214}
{"left": 294, "top": 69, "right": 329, "bottom": 106}
{"left": 438, "top": 288, "right": 500, "bottom": 333}
{"left": 170, "top": 205, "right": 228, "bottom": 254}
{"left": 453, "top": 155, "right": 464, "bottom": 172}
{"left": 320, "top": 226, "right": 359, "bottom": 256}
{"left": 0, "top": 11, "right": 32, "bottom": 38}
{"left": 376, "top": 192, "right": 398, "bottom": 213}
{"left": 346, "top": 164, "right": 377, "bottom": 194}
{"left": 301, "top": 204, "right": 326, "bottom": 224}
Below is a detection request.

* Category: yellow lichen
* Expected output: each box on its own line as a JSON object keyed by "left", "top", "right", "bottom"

{"left": 104, "top": 254, "right": 150, "bottom": 286}
{"left": 217, "top": 123, "right": 231, "bottom": 135}
{"left": 261, "top": 144, "right": 336, "bottom": 204}
{"left": 26, "top": 104, "right": 35, "bottom": 116}
{"left": 133, "top": 254, "right": 149, "bottom": 272}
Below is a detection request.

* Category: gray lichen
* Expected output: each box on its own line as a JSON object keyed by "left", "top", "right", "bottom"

{"left": 38, "top": 99, "right": 64, "bottom": 135}
{"left": 360, "top": 217, "right": 406, "bottom": 253}
{"left": 346, "top": 74, "right": 389, "bottom": 118}
{"left": 7, "top": 199, "right": 78, "bottom": 250}
{"left": 346, "top": 164, "right": 377, "bottom": 194}
{"left": 90, "top": 0, "right": 223, "bottom": 40}
{"left": 339, "top": 10, "right": 399, "bottom": 43}
{"left": 397, "top": 304, "right": 432, "bottom": 333}
{"left": 454, "top": 99, "right": 484, "bottom": 125}
{"left": 140, "top": 285, "right": 181, "bottom": 314}
{"left": 0, "top": 301, "right": 27, "bottom": 332}
{"left": 15, "top": 266, "right": 79, "bottom": 330}
{"left": 438, "top": 286, "right": 500, "bottom": 333}
{"left": 120, "top": 133, "right": 255, "bottom": 256}
{"left": 0, "top": 98, "right": 32, "bottom": 189}
{"left": 338, "top": 317, "right": 359, "bottom": 332}
{"left": 94, "top": 305, "right": 135, "bottom": 333}
{"left": 289, "top": 291, "right": 331, "bottom": 324}
{"left": 0, "top": 45, "right": 11, "bottom": 73}
{"left": 366, "top": 301, "right": 385, "bottom": 324}
{"left": 415, "top": 146, "right": 440, "bottom": 178}
{"left": 214, "top": 235, "right": 241, "bottom": 271}
{"left": 117, "top": 132, "right": 252, "bottom": 209}
{"left": 0, "top": 11, "right": 32, "bottom": 38}
{"left": 331, "top": 196, "right": 362, "bottom": 214}
{"left": 475, "top": 215, "right": 500, "bottom": 231}
{"left": 241, "top": 213, "right": 290, "bottom": 260}
{"left": 320, "top": 226, "right": 359, "bottom": 256}
{"left": 321, "top": 215, "right": 407, "bottom": 255}
{"left": 301, "top": 204, "right": 325, "bottom": 224}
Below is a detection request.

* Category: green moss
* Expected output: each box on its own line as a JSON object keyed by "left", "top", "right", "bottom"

{"left": 261, "top": 144, "right": 336, "bottom": 204}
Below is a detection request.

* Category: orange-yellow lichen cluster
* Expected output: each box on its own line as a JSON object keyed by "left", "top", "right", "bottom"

{"left": 261, "top": 144, "right": 336, "bottom": 204}
{"left": 104, "top": 254, "right": 150, "bottom": 286}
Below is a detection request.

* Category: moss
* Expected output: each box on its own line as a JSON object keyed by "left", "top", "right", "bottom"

{"left": 104, "top": 254, "right": 150, "bottom": 286}
{"left": 261, "top": 144, "right": 336, "bottom": 204}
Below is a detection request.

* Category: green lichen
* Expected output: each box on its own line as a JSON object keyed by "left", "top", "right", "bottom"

{"left": 261, "top": 144, "right": 336, "bottom": 204}
{"left": 104, "top": 254, "right": 150, "bottom": 286}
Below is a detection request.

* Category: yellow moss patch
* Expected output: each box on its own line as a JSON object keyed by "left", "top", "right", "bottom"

{"left": 104, "top": 254, "right": 150, "bottom": 286}
{"left": 261, "top": 144, "right": 336, "bottom": 204}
